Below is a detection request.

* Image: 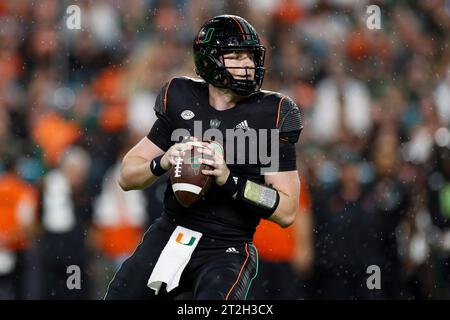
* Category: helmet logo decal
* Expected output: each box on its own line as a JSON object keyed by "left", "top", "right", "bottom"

{"left": 199, "top": 28, "right": 214, "bottom": 44}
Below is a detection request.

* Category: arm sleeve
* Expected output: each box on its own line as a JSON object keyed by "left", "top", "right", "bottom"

{"left": 147, "top": 80, "right": 175, "bottom": 152}
{"left": 278, "top": 141, "right": 297, "bottom": 171}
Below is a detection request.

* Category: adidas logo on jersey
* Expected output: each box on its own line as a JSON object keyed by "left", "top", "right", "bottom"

{"left": 226, "top": 247, "right": 239, "bottom": 254}
{"left": 235, "top": 120, "right": 249, "bottom": 131}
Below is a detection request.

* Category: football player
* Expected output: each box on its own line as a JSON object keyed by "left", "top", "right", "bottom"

{"left": 105, "top": 15, "right": 303, "bottom": 300}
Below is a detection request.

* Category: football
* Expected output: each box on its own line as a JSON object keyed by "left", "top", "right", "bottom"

{"left": 169, "top": 141, "right": 222, "bottom": 208}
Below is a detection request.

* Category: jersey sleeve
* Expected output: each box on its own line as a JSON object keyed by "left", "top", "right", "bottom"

{"left": 275, "top": 96, "right": 303, "bottom": 172}
{"left": 147, "top": 79, "right": 176, "bottom": 152}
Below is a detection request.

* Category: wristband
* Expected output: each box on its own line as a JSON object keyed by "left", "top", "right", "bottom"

{"left": 221, "top": 173, "right": 244, "bottom": 197}
{"left": 150, "top": 155, "right": 168, "bottom": 176}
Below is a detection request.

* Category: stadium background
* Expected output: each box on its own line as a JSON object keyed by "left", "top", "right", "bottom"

{"left": 0, "top": 0, "right": 449, "bottom": 299}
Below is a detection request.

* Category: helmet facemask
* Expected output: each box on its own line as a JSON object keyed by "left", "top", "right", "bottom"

{"left": 210, "top": 46, "right": 265, "bottom": 96}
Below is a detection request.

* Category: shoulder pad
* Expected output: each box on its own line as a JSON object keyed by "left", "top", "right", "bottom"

{"left": 154, "top": 77, "right": 206, "bottom": 116}
{"left": 154, "top": 79, "right": 174, "bottom": 116}
{"left": 178, "top": 76, "right": 205, "bottom": 84}
{"left": 277, "top": 96, "right": 303, "bottom": 143}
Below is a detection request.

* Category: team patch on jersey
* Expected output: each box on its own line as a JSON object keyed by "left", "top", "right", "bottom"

{"left": 210, "top": 119, "right": 221, "bottom": 128}
{"left": 181, "top": 110, "right": 195, "bottom": 120}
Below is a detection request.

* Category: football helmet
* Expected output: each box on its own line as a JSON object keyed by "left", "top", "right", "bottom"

{"left": 193, "top": 15, "right": 266, "bottom": 96}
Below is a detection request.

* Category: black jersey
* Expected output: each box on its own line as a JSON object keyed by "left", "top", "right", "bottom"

{"left": 147, "top": 77, "right": 302, "bottom": 241}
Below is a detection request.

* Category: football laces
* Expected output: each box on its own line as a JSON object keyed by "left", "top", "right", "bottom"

{"left": 174, "top": 156, "right": 183, "bottom": 178}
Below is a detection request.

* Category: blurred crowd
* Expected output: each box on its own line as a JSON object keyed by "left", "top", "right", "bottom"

{"left": 0, "top": 0, "right": 449, "bottom": 300}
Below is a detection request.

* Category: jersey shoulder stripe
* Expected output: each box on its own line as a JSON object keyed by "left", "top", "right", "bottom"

{"left": 154, "top": 78, "right": 174, "bottom": 115}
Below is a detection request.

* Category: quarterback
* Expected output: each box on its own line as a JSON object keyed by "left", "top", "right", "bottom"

{"left": 105, "top": 15, "right": 302, "bottom": 300}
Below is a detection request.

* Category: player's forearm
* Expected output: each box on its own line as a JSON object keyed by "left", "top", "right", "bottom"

{"left": 119, "top": 156, "right": 158, "bottom": 191}
{"left": 268, "top": 190, "right": 298, "bottom": 228}
{"left": 294, "top": 210, "right": 314, "bottom": 267}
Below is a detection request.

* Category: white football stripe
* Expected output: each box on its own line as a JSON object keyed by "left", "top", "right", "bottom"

{"left": 172, "top": 183, "right": 202, "bottom": 194}
{"left": 186, "top": 141, "right": 206, "bottom": 148}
